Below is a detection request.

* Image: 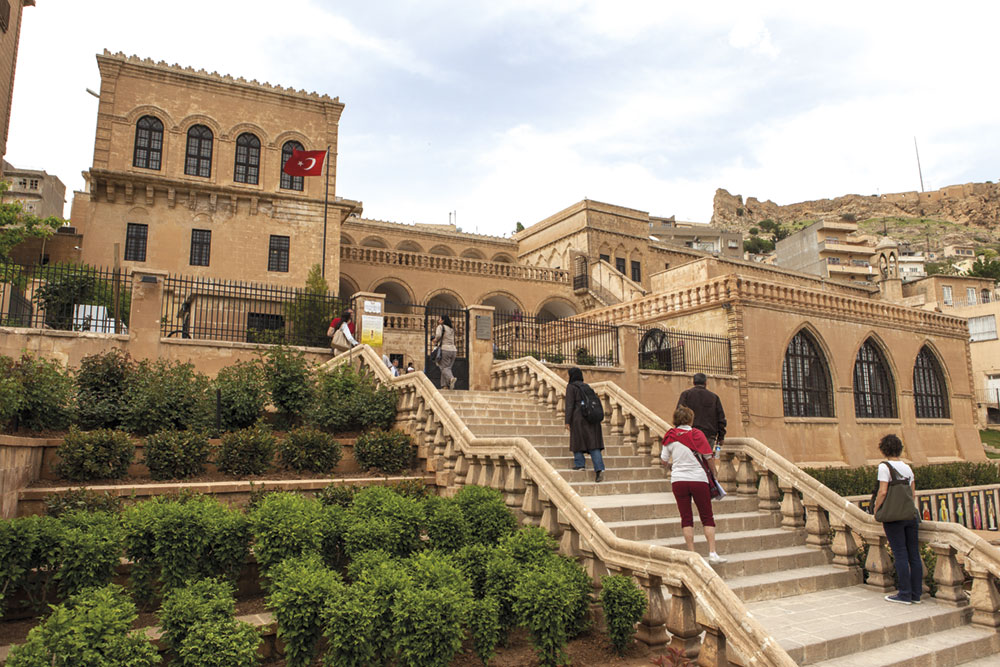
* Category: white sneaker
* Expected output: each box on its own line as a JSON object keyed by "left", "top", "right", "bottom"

{"left": 449, "top": 377, "right": 458, "bottom": 390}
{"left": 707, "top": 554, "right": 727, "bottom": 565}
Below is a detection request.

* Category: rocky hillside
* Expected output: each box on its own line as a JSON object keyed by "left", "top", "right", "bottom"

{"left": 711, "top": 182, "right": 1000, "bottom": 249}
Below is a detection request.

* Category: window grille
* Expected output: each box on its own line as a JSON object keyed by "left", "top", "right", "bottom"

{"left": 133, "top": 116, "right": 163, "bottom": 170}
{"left": 124, "top": 223, "right": 148, "bottom": 262}
{"left": 782, "top": 330, "right": 834, "bottom": 417}
{"left": 630, "top": 260, "right": 641, "bottom": 283}
{"left": 234, "top": 133, "right": 260, "bottom": 184}
{"left": 189, "top": 229, "right": 211, "bottom": 267}
{"left": 280, "top": 141, "right": 304, "bottom": 191}
{"left": 913, "top": 346, "right": 949, "bottom": 419}
{"left": 184, "top": 125, "right": 213, "bottom": 177}
{"left": 853, "top": 339, "right": 897, "bottom": 418}
{"left": 268, "top": 235, "right": 290, "bottom": 272}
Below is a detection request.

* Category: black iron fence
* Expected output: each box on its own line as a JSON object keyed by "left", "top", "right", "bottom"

{"left": 638, "top": 326, "right": 732, "bottom": 375}
{"left": 161, "top": 274, "right": 348, "bottom": 347}
{"left": 0, "top": 260, "right": 131, "bottom": 333}
{"left": 494, "top": 312, "right": 619, "bottom": 366}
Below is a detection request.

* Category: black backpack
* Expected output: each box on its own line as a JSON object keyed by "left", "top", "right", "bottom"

{"left": 577, "top": 383, "right": 604, "bottom": 424}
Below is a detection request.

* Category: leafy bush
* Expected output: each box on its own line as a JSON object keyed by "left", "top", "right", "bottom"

{"left": 342, "top": 486, "right": 423, "bottom": 558}
{"left": 158, "top": 577, "right": 235, "bottom": 656}
{"left": 217, "top": 423, "right": 276, "bottom": 476}
{"left": 483, "top": 550, "right": 520, "bottom": 638}
{"left": 575, "top": 347, "right": 596, "bottom": 366}
{"left": 390, "top": 478, "right": 431, "bottom": 499}
{"left": 0, "top": 514, "right": 63, "bottom": 614}
{"left": 0, "top": 369, "right": 21, "bottom": 429}
{"left": 143, "top": 430, "right": 211, "bottom": 480}
{"left": 322, "top": 583, "right": 381, "bottom": 667}
{"left": 54, "top": 510, "right": 125, "bottom": 599}
{"left": 426, "top": 498, "right": 470, "bottom": 552}
{"left": 267, "top": 555, "right": 343, "bottom": 667}
{"left": 44, "top": 488, "right": 122, "bottom": 517}
{"left": 214, "top": 361, "right": 268, "bottom": 431}
{"left": 501, "top": 525, "right": 558, "bottom": 567}
{"left": 4, "top": 353, "right": 75, "bottom": 431}
{"left": 176, "top": 618, "right": 261, "bottom": 667}
{"left": 453, "top": 543, "right": 496, "bottom": 599}
{"left": 601, "top": 574, "right": 648, "bottom": 656}
{"left": 121, "top": 358, "right": 213, "bottom": 435}
{"left": 345, "top": 548, "right": 398, "bottom": 582}
{"left": 513, "top": 567, "right": 580, "bottom": 667}
{"left": 353, "top": 558, "right": 415, "bottom": 663}
{"left": 317, "top": 483, "right": 359, "bottom": 507}
{"left": 278, "top": 426, "right": 342, "bottom": 473}
{"left": 469, "top": 596, "right": 502, "bottom": 666}
{"left": 75, "top": 349, "right": 134, "bottom": 430}
{"left": 124, "top": 496, "right": 251, "bottom": 601}
{"left": 552, "top": 555, "right": 593, "bottom": 637}
{"left": 455, "top": 485, "right": 517, "bottom": 546}
{"left": 5, "top": 584, "right": 160, "bottom": 667}
{"left": 249, "top": 492, "right": 338, "bottom": 574}
{"left": 309, "top": 363, "right": 398, "bottom": 433}
{"left": 54, "top": 427, "right": 134, "bottom": 481}
{"left": 392, "top": 585, "right": 468, "bottom": 667}
{"left": 353, "top": 429, "right": 414, "bottom": 474}
{"left": 262, "top": 346, "right": 314, "bottom": 426}
{"left": 804, "top": 461, "right": 1000, "bottom": 496}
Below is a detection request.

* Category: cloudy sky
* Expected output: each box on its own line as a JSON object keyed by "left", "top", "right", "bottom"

{"left": 7, "top": 1, "right": 1000, "bottom": 234}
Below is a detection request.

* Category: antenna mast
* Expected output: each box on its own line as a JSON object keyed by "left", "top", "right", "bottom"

{"left": 914, "top": 137, "right": 925, "bottom": 192}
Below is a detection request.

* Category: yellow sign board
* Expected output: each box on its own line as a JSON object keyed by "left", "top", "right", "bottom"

{"left": 360, "top": 314, "right": 384, "bottom": 347}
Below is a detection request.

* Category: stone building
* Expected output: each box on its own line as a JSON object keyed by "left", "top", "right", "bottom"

{"left": 2, "top": 159, "right": 64, "bottom": 218}
{"left": 0, "top": 0, "right": 32, "bottom": 174}
{"left": 648, "top": 217, "right": 743, "bottom": 259}
{"left": 774, "top": 219, "right": 877, "bottom": 283}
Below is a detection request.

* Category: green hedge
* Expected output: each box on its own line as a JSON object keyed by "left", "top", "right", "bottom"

{"left": 217, "top": 423, "right": 276, "bottom": 476}
{"left": 121, "top": 358, "right": 214, "bottom": 435}
{"left": 278, "top": 426, "right": 342, "bottom": 473}
{"left": 54, "top": 427, "right": 134, "bottom": 481}
{"left": 75, "top": 349, "right": 134, "bottom": 430}
{"left": 804, "top": 461, "right": 1000, "bottom": 496}
{"left": 1, "top": 353, "right": 75, "bottom": 431}
{"left": 143, "top": 430, "right": 211, "bottom": 480}
{"left": 310, "top": 363, "right": 399, "bottom": 433}
{"left": 354, "top": 429, "right": 415, "bottom": 475}
{"left": 214, "top": 360, "right": 268, "bottom": 431}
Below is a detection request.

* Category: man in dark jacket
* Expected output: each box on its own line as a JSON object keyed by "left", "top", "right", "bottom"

{"left": 676, "top": 373, "right": 727, "bottom": 447}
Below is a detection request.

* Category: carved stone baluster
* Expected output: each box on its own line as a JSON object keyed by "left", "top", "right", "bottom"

{"left": 521, "top": 478, "right": 542, "bottom": 526}
{"left": 778, "top": 481, "right": 805, "bottom": 529}
{"left": 803, "top": 501, "right": 831, "bottom": 548}
{"left": 754, "top": 464, "right": 780, "bottom": 512}
{"left": 622, "top": 414, "right": 638, "bottom": 454}
{"left": 557, "top": 516, "right": 580, "bottom": 558}
{"left": 465, "top": 456, "right": 481, "bottom": 488}
{"left": 437, "top": 436, "right": 456, "bottom": 488}
{"left": 539, "top": 496, "right": 562, "bottom": 538}
{"left": 503, "top": 461, "right": 525, "bottom": 508}
{"left": 665, "top": 582, "right": 700, "bottom": 658}
{"left": 637, "top": 424, "right": 653, "bottom": 459}
{"left": 547, "top": 386, "right": 558, "bottom": 411}
{"left": 862, "top": 534, "right": 894, "bottom": 592}
{"left": 489, "top": 455, "right": 505, "bottom": 490}
{"left": 476, "top": 456, "right": 492, "bottom": 487}
{"left": 429, "top": 425, "right": 446, "bottom": 472}
{"left": 413, "top": 400, "right": 427, "bottom": 446}
{"left": 577, "top": 535, "right": 609, "bottom": 589}
{"left": 716, "top": 452, "right": 737, "bottom": 487}
{"left": 696, "top": 621, "right": 728, "bottom": 667}
{"left": 930, "top": 542, "right": 967, "bottom": 606}
{"left": 968, "top": 559, "right": 1000, "bottom": 628}
{"left": 828, "top": 516, "right": 858, "bottom": 569}
{"left": 610, "top": 403, "right": 624, "bottom": 437}
{"left": 734, "top": 453, "right": 758, "bottom": 495}
{"left": 634, "top": 574, "right": 669, "bottom": 649}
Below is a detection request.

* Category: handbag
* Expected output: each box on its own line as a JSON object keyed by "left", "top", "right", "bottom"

{"left": 331, "top": 327, "right": 350, "bottom": 352}
{"left": 873, "top": 461, "right": 919, "bottom": 523}
{"left": 696, "top": 454, "right": 726, "bottom": 500}
{"left": 430, "top": 345, "right": 442, "bottom": 363}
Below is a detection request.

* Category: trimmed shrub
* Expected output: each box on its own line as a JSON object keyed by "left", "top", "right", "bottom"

{"left": 0, "top": 363, "right": 23, "bottom": 430}
{"left": 483, "top": 550, "right": 520, "bottom": 637}
{"left": 600, "top": 574, "right": 648, "bottom": 656}
{"left": 54, "top": 427, "right": 134, "bottom": 481}
{"left": 278, "top": 426, "right": 342, "bottom": 473}
{"left": 390, "top": 478, "right": 431, "bottom": 499}
{"left": 0, "top": 514, "right": 62, "bottom": 614}
{"left": 513, "top": 567, "right": 580, "bottom": 667}
{"left": 426, "top": 498, "right": 470, "bottom": 552}
{"left": 310, "top": 364, "right": 399, "bottom": 433}
{"left": 75, "top": 349, "right": 135, "bottom": 430}
{"left": 805, "top": 461, "right": 1000, "bottom": 496}
{"left": 552, "top": 555, "right": 594, "bottom": 637}
{"left": 392, "top": 585, "right": 468, "bottom": 667}
{"left": 345, "top": 548, "right": 398, "bottom": 583}
{"left": 455, "top": 485, "right": 517, "bottom": 546}
{"left": 5, "top": 584, "right": 160, "bottom": 667}
{"left": 267, "top": 555, "right": 343, "bottom": 667}
{"left": 158, "top": 577, "right": 236, "bottom": 656}
{"left": 214, "top": 361, "right": 268, "bottom": 431}
{"left": 143, "top": 430, "right": 211, "bottom": 480}
{"left": 217, "top": 423, "right": 276, "bottom": 476}
{"left": 342, "top": 486, "right": 423, "bottom": 558}
{"left": 176, "top": 618, "right": 261, "bottom": 667}
{"left": 353, "top": 429, "right": 414, "bottom": 474}
{"left": 453, "top": 543, "right": 496, "bottom": 599}
{"left": 317, "top": 482, "right": 358, "bottom": 507}
{"left": 353, "top": 559, "right": 415, "bottom": 664}
{"left": 500, "top": 525, "right": 558, "bottom": 567}
{"left": 124, "top": 496, "right": 251, "bottom": 601}
{"left": 5, "top": 353, "right": 75, "bottom": 431}
{"left": 249, "top": 492, "right": 335, "bottom": 574}
{"left": 262, "top": 346, "right": 314, "bottom": 426}
{"left": 54, "top": 510, "right": 125, "bottom": 599}
{"left": 44, "top": 488, "right": 122, "bottom": 517}
{"left": 121, "top": 358, "right": 214, "bottom": 435}
{"left": 469, "top": 596, "right": 502, "bottom": 666}
{"left": 322, "top": 583, "right": 381, "bottom": 667}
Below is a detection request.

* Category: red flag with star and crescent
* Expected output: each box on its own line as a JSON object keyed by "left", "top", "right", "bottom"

{"left": 282, "top": 148, "right": 327, "bottom": 176}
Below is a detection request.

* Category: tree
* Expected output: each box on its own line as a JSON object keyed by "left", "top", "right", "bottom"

{"left": 284, "top": 264, "right": 335, "bottom": 347}
{"left": 743, "top": 237, "right": 775, "bottom": 255}
{"left": 515, "top": 222, "right": 525, "bottom": 233}
{"left": 968, "top": 257, "right": 1000, "bottom": 282}
{"left": 0, "top": 181, "right": 63, "bottom": 259}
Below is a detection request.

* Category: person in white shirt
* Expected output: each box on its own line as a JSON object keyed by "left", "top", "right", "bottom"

{"left": 873, "top": 434, "right": 921, "bottom": 604}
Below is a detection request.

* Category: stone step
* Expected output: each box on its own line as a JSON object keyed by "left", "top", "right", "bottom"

{"left": 529, "top": 443, "right": 631, "bottom": 455}
{"left": 712, "top": 545, "right": 833, "bottom": 579}
{"left": 748, "top": 587, "right": 976, "bottom": 665}
{"left": 466, "top": 424, "right": 583, "bottom": 435}
{"left": 643, "top": 526, "right": 807, "bottom": 555}
{"left": 569, "top": 478, "right": 673, "bottom": 496}
{"left": 811, "top": 625, "right": 1000, "bottom": 666}
{"left": 558, "top": 467, "right": 667, "bottom": 483}
{"left": 582, "top": 493, "right": 760, "bottom": 522}
{"left": 726, "top": 564, "right": 863, "bottom": 603}
{"left": 548, "top": 455, "right": 650, "bottom": 469}
{"left": 460, "top": 417, "right": 566, "bottom": 426}
{"left": 605, "top": 511, "right": 783, "bottom": 542}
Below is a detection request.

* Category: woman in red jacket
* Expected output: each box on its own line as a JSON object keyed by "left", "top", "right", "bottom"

{"left": 660, "top": 406, "right": 726, "bottom": 565}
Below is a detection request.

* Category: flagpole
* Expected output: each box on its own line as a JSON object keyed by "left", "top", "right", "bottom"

{"left": 321, "top": 145, "right": 331, "bottom": 278}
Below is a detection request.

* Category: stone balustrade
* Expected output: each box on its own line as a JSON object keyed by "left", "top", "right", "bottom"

{"left": 340, "top": 245, "right": 570, "bottom": 284}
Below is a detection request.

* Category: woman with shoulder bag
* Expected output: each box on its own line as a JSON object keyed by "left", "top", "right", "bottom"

{"left": 872, "top": 433, "right": 922, "bottom": 605}
{"left": 329, "top": 310, "right": 359, "bottom": 354}
{"left": 431, "top": 314, "right": 458, "bottom": 389}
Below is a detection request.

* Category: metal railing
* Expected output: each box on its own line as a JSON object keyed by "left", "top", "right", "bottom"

{"left": 161, "top": 274, "right": 348, "bottom": 347}
{"left": 493, "top": 312, "right": 619, "bottom": 366}
{"left": 637, "top": 326, "right": 732, "bottom": 375}
{"left": 573, "top": 274, "right": 589, "bottom": 290}
{"left": 0, "top": 260, "right": 131, "bottom": 333}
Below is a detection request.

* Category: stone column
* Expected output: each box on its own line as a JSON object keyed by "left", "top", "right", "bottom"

{"left": 352, "top": 291, "right": 386, "bottom": 359}
{"left": 466, "top": 304, "right": 495, "bottom": 391}
{"left": 618, "top": 322, "right": 639, "bottom": 394}
{"left": 128, "top": 268, "right": 167, "bottom": 361}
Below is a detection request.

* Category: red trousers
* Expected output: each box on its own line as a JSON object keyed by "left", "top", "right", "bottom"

{"left": 672, "top": 481, "right": 715, "bottom": 528}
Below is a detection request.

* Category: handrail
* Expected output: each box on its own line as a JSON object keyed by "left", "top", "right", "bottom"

{"left": 326, "top": 348, "right": 797, "bottom": 666}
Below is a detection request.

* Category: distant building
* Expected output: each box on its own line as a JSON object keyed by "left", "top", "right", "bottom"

{"left": 897, "top": 243, "right": 927, "bottom": 282}
{"left": 2, "top": 160, "right": 65, "bottom": 218}
{"left": 943, "top": 244, "right": 975, "bottom": 259}
{"left": 773, "top": 219, "right": 875, "bottom": 283}
{"left": 648, "top": 217, "right": 743, "bottom": 259}
{"left": 0, "top": 1, "right": 33, "bottom": 174}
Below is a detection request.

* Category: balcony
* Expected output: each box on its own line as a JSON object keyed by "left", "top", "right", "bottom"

{"left": 828, "top": 263, "right": 873, "bottom": 275}
{"left": 819, "top": 240, "right": 872, "bottom": 254}
{"left": 340, "top": 246, "right": 570, "bottom": 283}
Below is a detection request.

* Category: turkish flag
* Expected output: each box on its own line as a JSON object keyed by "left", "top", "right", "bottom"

{"left": 282, "top": 148, "right": 326, "bottom": 177}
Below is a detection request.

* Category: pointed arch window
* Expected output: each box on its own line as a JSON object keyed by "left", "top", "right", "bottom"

{"left": 782, "top": 330, "right": 834, "bottom": 417}
{"left": 280, "top": 140, "right": 304, "bottom": 191}
{"left": 234, "top": 133, "right": 260, "bottom": 184}
{"left": 913, "top": 346, "right": 950, "bottom": 419}
{"left": 133, "top": 116, "right": 163, "bottom": 170}
{"left": 184, "top": 125, "right": 213, "bottom": 178}
{"left": 854, "top": 338, "right": 897, "bottom": 418}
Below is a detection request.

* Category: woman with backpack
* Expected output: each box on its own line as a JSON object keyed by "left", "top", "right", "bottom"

{"left": 564, "top": 367, "right": 606, "bottom": 482}
{"left": 872, "top": 434, "right": 922, "bottom": 604}
{"left": 660, "top": 406, "right": 726, "bottom": 564}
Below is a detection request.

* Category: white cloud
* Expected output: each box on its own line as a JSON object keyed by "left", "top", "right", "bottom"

{"left": 728, "top": 18, "right": 779, "bottom": 59}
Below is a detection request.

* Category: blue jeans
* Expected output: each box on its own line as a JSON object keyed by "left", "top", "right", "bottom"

{"left": 883, "top": 518, "right": 922, "bottom": 601}
{"left": 573, "top": 449, "right": 605, "bottom": 472}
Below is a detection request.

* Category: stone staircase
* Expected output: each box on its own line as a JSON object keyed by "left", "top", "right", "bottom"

{"left": 444, "top": 390, "right": 1000, "bottom": 666}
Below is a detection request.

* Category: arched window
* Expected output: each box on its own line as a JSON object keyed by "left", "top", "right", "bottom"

{"left": 913, "top": 346, "right": 949, "bottom": 419}
{"left": 782, "top": 330, "right": 834, "bottom": 417}
{"left": 854, "top": 338, "right": 897, "bottom": 418}
{"left": 280, "top": 140, "right": 304, "bottom": 191}
{"left": 184, "top": 125, "right": 213, "bottom": 177}
{"left": 133, "top": 116, "right": 163, "bottom": 170}
{"left": 234, "top": 133, "right": 260, "bottom": 184}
